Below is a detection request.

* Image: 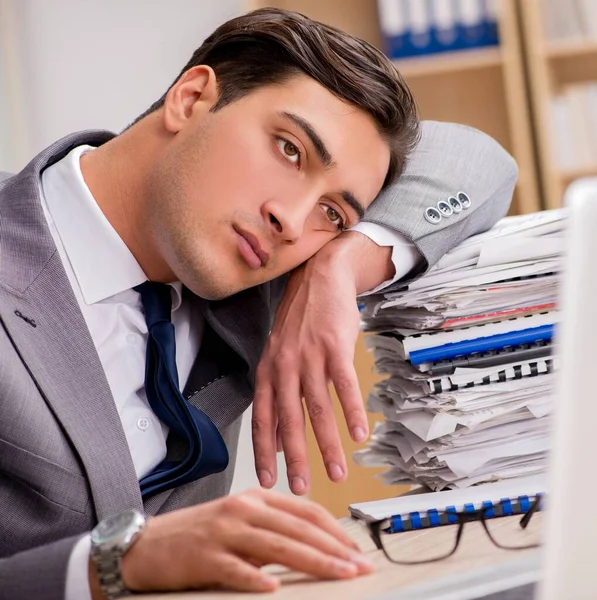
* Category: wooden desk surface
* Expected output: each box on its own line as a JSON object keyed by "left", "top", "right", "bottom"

{"left": 138, "top": 513, "right": 542, "bottom": 599}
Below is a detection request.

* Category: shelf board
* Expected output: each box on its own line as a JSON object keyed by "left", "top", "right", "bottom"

{"left": 560, "top": 167, "right": 597, "bottom": 187}
{"left": 393, "top": 47, "right": 502, "bottom": 78}
{"left": 544, "top": 39, "right": 597, "bottom": 60}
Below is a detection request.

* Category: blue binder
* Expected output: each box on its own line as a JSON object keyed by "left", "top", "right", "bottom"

{"left": 349, "top": 475, "right": 546, "bottom": 532}
{"left": 409, "top": 324, "right": 555, "bottom": 365}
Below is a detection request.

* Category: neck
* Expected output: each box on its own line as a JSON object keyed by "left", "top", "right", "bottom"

{"left": 79, "top": 120, "right": 176, "bottom": 283}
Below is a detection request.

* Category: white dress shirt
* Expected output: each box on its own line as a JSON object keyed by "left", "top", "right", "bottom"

{"left": 36, "top": 145, "right": 419, "bottom": 600}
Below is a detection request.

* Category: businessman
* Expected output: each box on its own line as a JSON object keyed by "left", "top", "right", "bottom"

{"left": 0, "top": 7, "right": 517, "bottom": 600}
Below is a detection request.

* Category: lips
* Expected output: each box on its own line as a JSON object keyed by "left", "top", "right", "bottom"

{"left": 233, "top": 226, "right": 270, "bottom": 269}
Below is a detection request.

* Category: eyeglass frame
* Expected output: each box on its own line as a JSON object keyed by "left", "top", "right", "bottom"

{"left": 365, "top": 493, "right": 543, "bottom": 565}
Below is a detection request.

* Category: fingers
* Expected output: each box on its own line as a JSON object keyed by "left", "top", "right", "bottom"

{"left": 328, "top": 354, "right": 368, "bottom": 444}
{"left": 211, "top": 554, "right": 279, "bottom": 592}
{"left": 246, "top": 499, "right": 364, "bottom": 564}
{"left": 233, "top": 527, "right": 364, "bottom": 581}
{"left": 258, "top": 488, "right": 360, "bottom": 551}
{"left": 252, "top": 364, "right": 279, "bottom": 489}
{"left": 301, "top": 368, "right": 347, "bottom": 483}
{"left": 274, "top": 369, "right": 309, "bottom": 495}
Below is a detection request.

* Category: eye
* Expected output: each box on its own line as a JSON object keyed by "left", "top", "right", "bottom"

{"left": 322, "top": 203, "right": 346, "bottom": 230}
{"left": 276, "top": 137, "right": 301, "bottom": 167}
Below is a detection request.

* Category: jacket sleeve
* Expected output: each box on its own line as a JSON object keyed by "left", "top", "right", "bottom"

{"left": 360, "top": 120, "right": 517, "bottom": 290}
{"left": 0, "top": 535, "right": 83, "bottom": 600}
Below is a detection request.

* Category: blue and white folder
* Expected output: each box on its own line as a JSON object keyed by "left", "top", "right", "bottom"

{"left": 409, "top": 324, "right": 555, "bottom": 365}
{"left": 398, "top": 311, "right": 558, "bottom": 361}
{"left": 349, "top": 475, "right": 545, "bottom": 532}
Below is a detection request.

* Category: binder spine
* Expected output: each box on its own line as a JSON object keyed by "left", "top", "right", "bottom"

{"left": 428, "top": 357, "right": 558, "bottom": 394}
{"left": 386, "top": 494, "right": 539, "bottom": 533}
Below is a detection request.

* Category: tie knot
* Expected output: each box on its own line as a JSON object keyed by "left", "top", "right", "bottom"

{"left": 134, "top": 281, "right": 172, "bottom": 328}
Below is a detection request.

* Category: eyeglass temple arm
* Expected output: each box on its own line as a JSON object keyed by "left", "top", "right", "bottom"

{"left": 519, "top": 494, "right": 542, "bottom": 530}
{"left": 368, "top": 522, "right": 385, "bottom": 550}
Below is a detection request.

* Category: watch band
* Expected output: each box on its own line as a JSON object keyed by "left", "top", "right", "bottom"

{"left": 91, "top": 544, "right": 131, "bottom": 599}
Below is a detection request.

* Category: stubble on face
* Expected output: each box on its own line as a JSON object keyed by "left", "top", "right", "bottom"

{"left": 146, "top": 120, "right": 235, "bottom": 300}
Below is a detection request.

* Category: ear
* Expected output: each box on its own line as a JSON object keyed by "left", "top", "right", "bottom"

{"left": 162, "top": 65, "right": 219, "bottom": 134}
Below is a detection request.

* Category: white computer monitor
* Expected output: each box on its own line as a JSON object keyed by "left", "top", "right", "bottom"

{"left": 539, "top": 177, "right": 597, "bottom": 600}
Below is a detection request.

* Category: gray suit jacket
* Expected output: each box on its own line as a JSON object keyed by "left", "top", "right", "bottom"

{"left": 0, "top": 122, "right": 516, "bottom": 599}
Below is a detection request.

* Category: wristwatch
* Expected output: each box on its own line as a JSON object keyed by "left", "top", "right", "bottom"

{"left": 90, "top": 508, "right": 147, "bottom": 599}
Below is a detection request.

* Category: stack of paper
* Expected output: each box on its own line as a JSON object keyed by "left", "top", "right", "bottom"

{"left": 355, "top": 209, "right": 566, "bottom": 491}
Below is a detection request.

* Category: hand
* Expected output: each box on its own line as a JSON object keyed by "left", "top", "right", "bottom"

{"left": 90, "top": 488, "right": 373, "bottom": 596}
{"left": 252, "top": 232, "right": 394, "bottom": 495}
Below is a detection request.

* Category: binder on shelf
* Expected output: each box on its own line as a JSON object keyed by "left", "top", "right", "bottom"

{"left": 457, "top": 0, "right": 486, "bottom": 47}
{"left": 432, "top": 0, "right": 459, "bottom": 47}
{"left": 483, "top": 0, "right": 499, "bottom": 46}
{"left": 409, "top": 324, "right": 555, "bottom": 365}
{"left": 408, "top": 0, "right": 432, "bottom": 50}
{"left": 377, "top": 0, "right": 410, "bottom": 61}
{"left": 349, "top": 474, "right": 545, "bottom": 532}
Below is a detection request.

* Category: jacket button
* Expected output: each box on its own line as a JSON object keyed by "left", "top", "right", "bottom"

{"left": 457, "top": 191, "right": 471, "bottom": 208}
{"left": 425, "top": 206, "right": 442, "bottom": 224}
{"left": 437, "top": 200, "right": 453, "bottom": 217}
{"left": 449, "top": 196, "right": 463, "bottom": 213}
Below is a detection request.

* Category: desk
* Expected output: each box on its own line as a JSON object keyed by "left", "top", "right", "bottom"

{"left": 138, "top": 513, "right": 542, "bottom": 599}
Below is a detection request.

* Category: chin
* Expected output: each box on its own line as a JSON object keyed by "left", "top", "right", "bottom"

{"left": 184, "top": 276, "right": 242, "bottom": 301}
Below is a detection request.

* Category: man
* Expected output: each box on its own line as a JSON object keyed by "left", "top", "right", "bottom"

{"left": 0, "top": 7, "right": 516, "bottom": 600}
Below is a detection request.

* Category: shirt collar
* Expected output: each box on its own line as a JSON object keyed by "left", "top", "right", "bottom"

{"left": 40, "top": 144, "right": 183, "bottom": 309}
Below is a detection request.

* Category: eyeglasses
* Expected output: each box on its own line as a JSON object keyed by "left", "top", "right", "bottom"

{"left": 365, "top": 494, "right": 543, "bottom": 565}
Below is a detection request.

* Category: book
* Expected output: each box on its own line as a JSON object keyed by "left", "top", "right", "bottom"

{"left": 349, "top": 474, "right": 545, "bottom": 531}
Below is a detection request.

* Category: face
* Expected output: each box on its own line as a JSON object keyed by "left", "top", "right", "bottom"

{"left": 147, "top": 69, "right": 391, "bottom": 300}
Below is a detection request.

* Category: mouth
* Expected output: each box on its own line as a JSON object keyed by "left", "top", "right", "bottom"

{"left": 233, "top": 225, "right": 270, "bottom": 269}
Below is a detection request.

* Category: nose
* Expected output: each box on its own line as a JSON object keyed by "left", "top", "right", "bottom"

{"left": 262, "top": 196, "right": 313, "bottom": 244}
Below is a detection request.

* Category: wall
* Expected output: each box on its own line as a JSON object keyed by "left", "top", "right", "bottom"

{"left": 0, "top": 0, "right": 291, "bottom": 495}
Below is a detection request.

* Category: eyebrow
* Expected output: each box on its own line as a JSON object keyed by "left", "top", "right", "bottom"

{"left": 280, "top": 111, "right": 334, "bottom": 168}
{"left": 279, "top": 111, "right": 366, "bottom": 220}
{"left": 342, "top": 191, "right": 366, "bottom": 220}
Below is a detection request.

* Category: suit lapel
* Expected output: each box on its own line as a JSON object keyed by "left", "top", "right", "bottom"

{"left": 183, "top": 288, "right": 273, "bottom": 430}
{"left": 0, "top": 132, "right": 143, "bottom": 519}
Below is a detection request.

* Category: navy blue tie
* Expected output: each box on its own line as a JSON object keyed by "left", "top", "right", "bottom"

{"left": 134, "top": 281, "right": 229, "bottom": 498}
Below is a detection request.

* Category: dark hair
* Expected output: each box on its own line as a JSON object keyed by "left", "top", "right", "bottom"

{"left": 135, "top": 7, "right": 420, "bottom": 186}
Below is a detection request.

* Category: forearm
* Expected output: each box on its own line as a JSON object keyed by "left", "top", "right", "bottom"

{"left": 0, "top": 534, "right": 82, "bottom": 600}
{"left": 308, "top": 231, "right": 394, "bottom": 295}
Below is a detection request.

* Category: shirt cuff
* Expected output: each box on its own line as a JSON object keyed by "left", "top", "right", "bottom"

{"left": 65, "top": 534, "right": 93, "bottom": 600}
{"left": 350, "top": 222, "right": 421, "bottom": 295}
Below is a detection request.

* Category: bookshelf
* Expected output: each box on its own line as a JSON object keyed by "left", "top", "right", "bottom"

{"left": 520, "top": 0, "right": 597, "bottom": 209}
{"left": 246, "top": 0, "right": 541, "bottom": 216}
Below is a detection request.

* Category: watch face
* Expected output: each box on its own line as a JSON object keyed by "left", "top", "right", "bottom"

{"left": 91, "top": 509, "right": 145, "bottom": 546}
